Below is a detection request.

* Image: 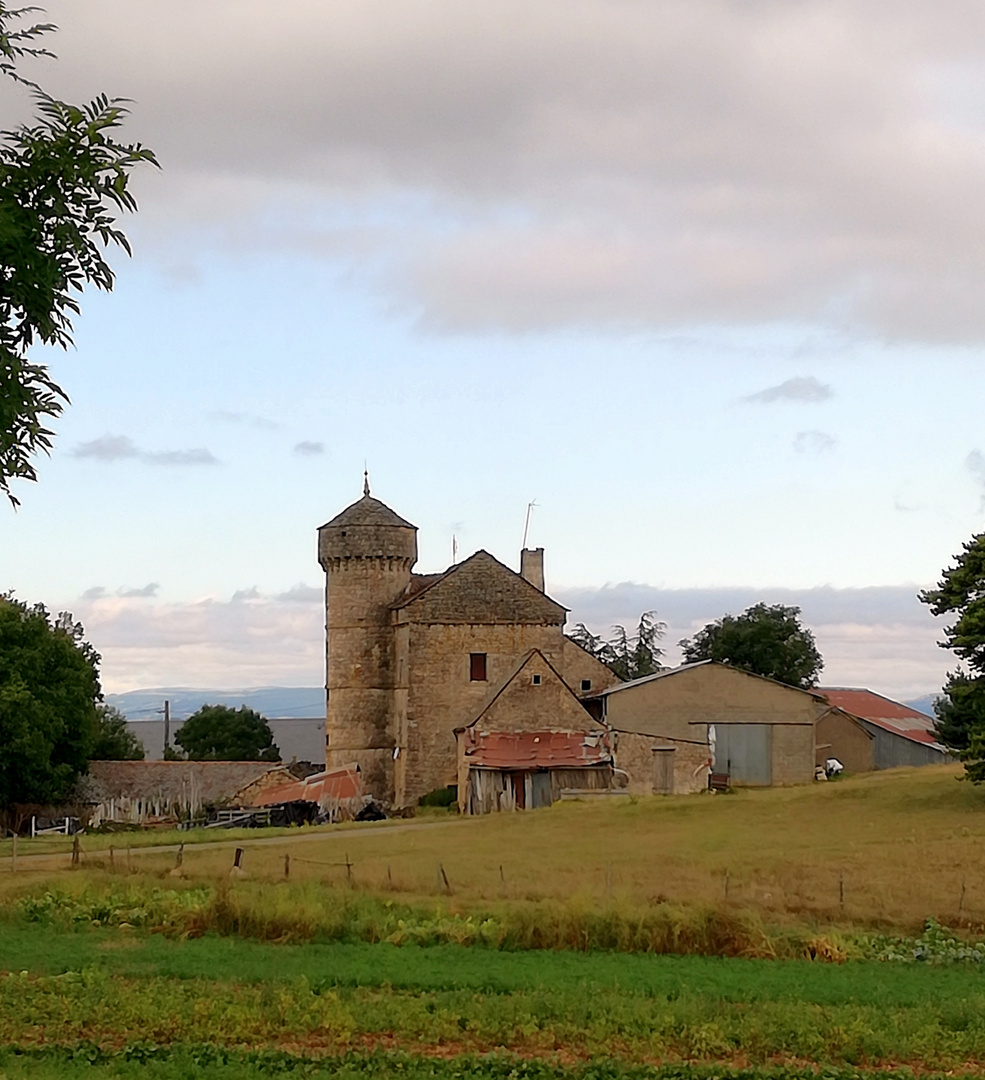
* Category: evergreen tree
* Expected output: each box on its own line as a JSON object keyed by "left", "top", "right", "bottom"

{"left": 920, "top": 531, "right": 985, "bottom": 778}
{"left": 569, "top": 611, "right": 667, "bottom": 681}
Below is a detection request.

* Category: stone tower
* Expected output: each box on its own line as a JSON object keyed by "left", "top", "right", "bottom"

{"left": 317, "top": 477, "right": 417, "bottom": 802}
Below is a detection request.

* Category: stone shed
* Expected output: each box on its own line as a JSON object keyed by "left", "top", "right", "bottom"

{"left": 454, "top": 649, "right": 616, "bottom": 813}
{"left": 587, "top": 661, "right": 874, "bottom": 793}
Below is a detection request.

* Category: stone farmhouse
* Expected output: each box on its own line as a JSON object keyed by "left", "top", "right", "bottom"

{"left": 318, "top": 484, "right": 944, "bottom": 812}
{"left": 318, "top": 482, "right": 619, "bottom": 809}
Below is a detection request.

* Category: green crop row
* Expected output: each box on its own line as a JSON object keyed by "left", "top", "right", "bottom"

{"left": 6, "top": 964, "right": 985, "bottom": 1067}
{"left": 0, "top": 1046, "right": 972, "bottom": 1080}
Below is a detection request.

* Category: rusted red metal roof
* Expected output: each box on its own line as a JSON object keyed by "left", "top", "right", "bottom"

{"left": 463, "top": 730, "right": 612, "bottom": 770}
{"left": 817, "top": 688, "right": 942, "bottom": 748}
{"left": 252, "top": 764, "right": 363, "bottom": 807}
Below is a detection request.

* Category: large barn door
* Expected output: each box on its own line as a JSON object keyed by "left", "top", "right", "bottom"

{"left": 714, "top": 724, "right": 772, "bottom": 785}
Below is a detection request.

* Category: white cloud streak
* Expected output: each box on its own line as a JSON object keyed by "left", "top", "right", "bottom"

{"left": 71, "top": 435, "right": 218, "bottom": 466}
{"left": 745, "top": 377, "right": 834, "bottom": 404}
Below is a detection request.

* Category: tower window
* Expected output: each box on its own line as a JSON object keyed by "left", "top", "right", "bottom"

{"left": 581, "top": 679, "right": 592, "bottom": 692}
{"left": 470, "top": 653, "right": 487, "bottom": 681}
{"left": 532, "top": 674, "right": 542, "bottom": 685}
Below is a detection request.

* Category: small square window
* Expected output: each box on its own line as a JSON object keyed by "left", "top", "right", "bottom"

{"left": 532, "top": 673, "right": 542, "bottom": 685}
{"left": 470, "top": 653, "right": 487, "bottom": 681}
{"left": 581, "top": 679, "right": 592, "bottom": 692}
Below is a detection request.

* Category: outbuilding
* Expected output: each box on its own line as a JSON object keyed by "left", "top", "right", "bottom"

{"left": 587, "top": 661, "right": 874, "bottom": 794}
{"left": 815, "top": 688, "right": 949, "bottom": 769}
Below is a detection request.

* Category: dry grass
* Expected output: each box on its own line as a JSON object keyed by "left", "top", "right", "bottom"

{"left": 2, "top": 764, "right": 983, "bottom": 933}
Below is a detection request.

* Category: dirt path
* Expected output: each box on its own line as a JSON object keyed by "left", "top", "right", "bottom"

{"left": 3, "top": 816, "right": 463, "bottom": 874}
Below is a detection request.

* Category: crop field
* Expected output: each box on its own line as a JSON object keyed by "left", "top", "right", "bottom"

{"left": 4, "top": 766, "right": 985, "bottom": 1077}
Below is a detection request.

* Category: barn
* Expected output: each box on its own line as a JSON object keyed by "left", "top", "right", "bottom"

{"left": 815, "top": 688, "right": 949, "bottom": 769}
{"left": 587, "top": 661, "right": 874, "bottom": 793}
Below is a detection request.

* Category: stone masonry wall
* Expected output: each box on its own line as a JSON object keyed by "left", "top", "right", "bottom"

{"left": 397, "top": 623, "right": 565, "bottom": 806}
{"left": 612, "top": 730, "right": 710, "bottom": 795}
{"left": 770, "top": 723, "right": 815, "bottom": 785}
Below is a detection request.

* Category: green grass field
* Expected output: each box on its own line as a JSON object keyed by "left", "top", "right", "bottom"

{"left": 4, "top": 767, "right": 985, "bottom": 1077}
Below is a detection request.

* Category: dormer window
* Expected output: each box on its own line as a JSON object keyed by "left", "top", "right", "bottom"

{"left": 470, "top": 653, "right": 487, "bottom": 681}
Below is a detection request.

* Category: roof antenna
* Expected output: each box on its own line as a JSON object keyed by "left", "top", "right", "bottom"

{"left": 521, "top": 499, "right": 538, "bottom": 550}
{"left": 452, "top": 534, "right": 458, "bottom": 564}
{"left": 363, "top": 467, "right": 370, "bottom": 497}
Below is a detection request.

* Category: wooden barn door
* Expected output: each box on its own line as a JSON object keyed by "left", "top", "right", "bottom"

{"left": 652, "top": 747, "right": 675, "bottom": 795}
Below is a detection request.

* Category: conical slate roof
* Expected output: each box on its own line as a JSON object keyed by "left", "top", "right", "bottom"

{"left": 320, "top": 495, "right": 416, "bottom": 531}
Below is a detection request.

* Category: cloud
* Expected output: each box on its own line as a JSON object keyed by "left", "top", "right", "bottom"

{"left": 67, "top": 579, "right": 949, "bottom": 701}
{"left": 276, "top": 584, "right": 322, "bottom": 603}
{"left": 72, "top": 436, "right": 141, "bottom": 462}
{"left": 293, "top": 441, "right": 325, "bottom": 456}
{"left": 118, "top": 583, "right": 160, "bottom": 599}
{"left": 209, "top": 410, "right": 279, "bottom": 431}
{"left": 35, "top": 0, "right": 985, "bottom": 341}
{"left": 82, "top": 586, "right": 108, "bottom": 600}
{"left": 554, "top": 582, "right": 946, "bottom": 700}
{"left": 794, "top": 430, "right": 836, "bottom": 454}
{"left": 744, "top": 377, "right": 833, "bottom": 404}
{"left": 71, "top": 435, "right": 218, "bottom": 466}
{"left": 144, "top": 449, "right": 219, "bottom": 466}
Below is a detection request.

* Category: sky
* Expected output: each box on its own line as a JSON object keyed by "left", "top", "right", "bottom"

{"left": 3, "top": 0, "right": 985, "bottom": 699}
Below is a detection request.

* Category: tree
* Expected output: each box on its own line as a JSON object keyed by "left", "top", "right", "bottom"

{"left": 569, "top": 611, "right": 667, "bottom": 682}
{"left": 90, "top": 703, "right": 144, "bottom": 760}
{"left": 0, "top": 594, "right": 100, "bottom": 811}
{"left": 0, "top": 4, "right": 156, "bottom": 505}
{"left": 175, "top": 704, "right": 281, "bottom": 762}
{"left": 920, "top": 531, "right": 985, "bottom": 779}
{"left": 679, "top": 603, "right": 822, "bottom": 689}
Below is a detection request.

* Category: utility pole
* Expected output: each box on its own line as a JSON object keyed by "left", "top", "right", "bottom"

{"left": 163, "top": 699, "right": 170, "bottom": 757}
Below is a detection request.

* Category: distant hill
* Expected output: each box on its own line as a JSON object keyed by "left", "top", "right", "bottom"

{"left": 905, "top": 694, "right": 939, "bottom": 720}
{"left": 106, "top": 686, "right": 324, "bottom": 720}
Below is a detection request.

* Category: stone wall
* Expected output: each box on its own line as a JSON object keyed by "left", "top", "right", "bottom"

{"left": 561, "top": 638, "right": 622, "bottom": 697}
{"left": 397, "top": 622, "right": 564, "bottom": 805}
{"left": 770, "top": 724, "right": 815, "bottom": 785}
{"left": 815, "top": 708, "right": 874, "bottom": 773}
{"left": 612, "top": 730, "right": 710, "bottom": 795}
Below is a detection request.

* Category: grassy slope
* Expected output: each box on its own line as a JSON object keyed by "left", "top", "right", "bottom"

{"left": 4, "top": 765, "right": 982, "bottom": 931}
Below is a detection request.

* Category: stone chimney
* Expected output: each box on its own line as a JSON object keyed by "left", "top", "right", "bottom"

{"left": 520, "top": 547, "right": 545, "bottom": 592}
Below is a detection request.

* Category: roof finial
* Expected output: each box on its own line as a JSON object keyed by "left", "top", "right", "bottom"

{"left": 363, "top": 468, "right": 371, "bottom": 497}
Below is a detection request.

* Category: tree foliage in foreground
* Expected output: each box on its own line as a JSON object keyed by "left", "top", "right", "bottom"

{"left": 91, "top": 703, "right": 144, "bottom": 760}
{"left": 175, "top": 704, "right": 281, "bottom": 762}
{"left": 679, "top": 603, "right": 823, "bottom": 689}
{"left": 0, "top": 594, "right": 100, "bottom": 810}
{"left": 0, "top": 3, "right": 156, "bottom": 505}
{"left": 920, "top": 531, "right": 985, "bottom": 780}
{"left": 569, "top": 611, "right": 667, "bottom": 682}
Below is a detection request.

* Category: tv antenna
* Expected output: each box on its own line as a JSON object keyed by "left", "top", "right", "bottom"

{"left": 521, "top": 499, "right": 538, "bottom": 550}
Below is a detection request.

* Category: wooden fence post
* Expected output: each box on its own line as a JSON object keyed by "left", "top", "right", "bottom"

{"left": 11, "top": 834, "right": 17, "bottom": 873}
{"left": 71, "top": 834, "right": 80, "bottom": 868}
{"left": 724, "top": 870, "right": 730, "bottom": 902}
{"left": 109, "top": 845, "right": 114, "bottom": 871}
{"left": 233, "top": 847, "right": 243, "bottom": 869}
{"left": 284, "top": 854, "right": 290, "bottom": 880}
{"left": 439, "top": 863, "right": 451, "bottom": 893}
{"left": 839, "top": 870, "right": 845, "bottom": 910}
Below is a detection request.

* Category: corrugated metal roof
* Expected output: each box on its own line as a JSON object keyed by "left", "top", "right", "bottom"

{"left": 251, "top": 764, "right": 364, "bottom": 807}
{"left": 463, "top": 730, "right": 612, "bottom": 770}
{"left": 817, "top": 687, "right": 945, "bottom": 751}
